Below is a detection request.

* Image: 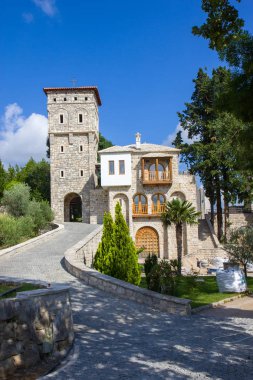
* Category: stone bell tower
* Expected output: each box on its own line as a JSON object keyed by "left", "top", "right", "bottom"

{"left": 43, "top": 86, "right": 101, "bottom": 223}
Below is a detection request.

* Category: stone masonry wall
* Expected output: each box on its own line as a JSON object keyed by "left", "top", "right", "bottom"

{"left": 90, "top": 189, "right": 109, "bottom": 224}
{"left": 47, "top": 89, "right": 99, "bottom": 223}
{"left": 0, "top": 285, "right": 74, "bottom": 379}
{"left": 106, "top": 152, "right": 199, "bottom": 259}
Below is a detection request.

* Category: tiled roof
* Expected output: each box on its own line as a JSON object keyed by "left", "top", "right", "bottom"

{"left": 43, "top": 86, "right": 102, "bottom": 106}
{"left": 99, "top": 143, "right": 180, "bottom": 154}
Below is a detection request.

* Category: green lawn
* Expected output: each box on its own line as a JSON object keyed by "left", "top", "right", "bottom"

{"left": 139, "top": 276, "right": 253, "bottom": 308}
{"left": 0, "top": 283, "right": 42, "bottom": 299}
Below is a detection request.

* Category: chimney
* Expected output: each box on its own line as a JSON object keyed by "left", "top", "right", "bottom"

{"left": 135, "top": 132, "right": 141, "bottom": 149}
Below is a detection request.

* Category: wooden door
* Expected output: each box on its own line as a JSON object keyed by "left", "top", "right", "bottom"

{"left": 135, "top": 227, "right": 159, "bottom": 257}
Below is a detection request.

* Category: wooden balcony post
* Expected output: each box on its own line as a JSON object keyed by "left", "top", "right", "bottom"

{"left": 142, "top": 158, "right": 144, "bottom": 181}
{"left": 169, "top": 158, "right": 172, "bottom": 180}
{"left": 155, "top": 158, "right": 159, "bottom": 181}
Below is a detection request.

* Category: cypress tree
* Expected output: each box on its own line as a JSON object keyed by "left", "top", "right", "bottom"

{"left": 112, "top": 203, "right": 141, "bottom": 285}
{"left": 93, "top": 212, "right": 115, "bottom": 275}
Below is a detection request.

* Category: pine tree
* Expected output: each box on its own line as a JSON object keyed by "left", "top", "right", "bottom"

{"left": 112, "top": 203, "right": 141, "bottom": 285}
{"left": 93, "top": 212, "right": 115, "bottom": 275}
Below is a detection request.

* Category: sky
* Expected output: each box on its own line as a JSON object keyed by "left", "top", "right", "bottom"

{"left": 0, "top": 0, "right": 253, "bottom": 167}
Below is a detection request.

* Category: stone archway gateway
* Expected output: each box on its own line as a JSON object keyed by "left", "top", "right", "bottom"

{"left": 135, "top": 227, "right": 159, "bottom": 258}
{"left": 64, "top": 193, "right": 82, "bottom": 222}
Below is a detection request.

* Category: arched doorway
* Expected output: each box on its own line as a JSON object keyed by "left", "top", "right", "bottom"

{"left": 135, "top": 227, "right": 159, "bottom": 258}
{"left": 64, "top": 193, "right": 82, "bottom": 222}
{"left": 113, "top": 194, "right": 129, "bottom": 224}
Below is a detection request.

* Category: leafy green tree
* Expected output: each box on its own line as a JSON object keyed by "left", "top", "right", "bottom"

{"left": 192, "top": 0, "right": 244, "bottom": 51}
{"left": 4, "top": 180, "right": 22, "bottom": 191}
{"left": 175, "top": 67, "right": 252, "bottom": 240}
{"left": 98, "top": 133, "right": 113, "bottom": 152}
{"left": 1, "top": 183, "right": 30, "bottom": 217}
{"left": 17, "top": 158, "right": 50, "bottom": 202}
{"left": 225, "top": 226, "right": 253, "bottom": 278}
{"left": 113, "top": 203, "right": 141, "bottom": 285}
{"left": 193, "top": 0, "right": 253, "bottom": 168}
{"left": 93, "top": 212, "right": 115, "bottom": 274}
{"left": 0, "top": 160, "right": 7, "bottom": 199}
{"left": 6, "top": 164, "right": 19, "bottom": 184}
{"left": 161, "top": 199, "right": 200, "bottom": 276}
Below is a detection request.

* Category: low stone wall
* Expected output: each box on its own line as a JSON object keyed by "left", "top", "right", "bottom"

{"left": 0, "top": 283, "right": 74, "bottom": 379}
{"left": 65, "top": 226, "right": 191, "bottom": 316}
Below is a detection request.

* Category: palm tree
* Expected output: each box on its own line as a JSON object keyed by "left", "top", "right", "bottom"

{"left": 161, "top": 198, "right": 200, "bottom": 275}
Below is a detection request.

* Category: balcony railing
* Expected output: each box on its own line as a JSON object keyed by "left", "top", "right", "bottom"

{"left": 132, "top": 203, "right": 166, "bottom": 216}
{"left": 132, "top": 204, "right": 148, "bottom": 215}
{"left": 143, "top": 170, "right": 171, "bottom": 183}
{"left": 152, "top": 204, "right": 165, "bottom": 214}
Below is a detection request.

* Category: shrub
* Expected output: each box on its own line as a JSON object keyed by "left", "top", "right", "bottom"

{"left": 148, "top": 260, "right": 178, "bottom": 295}
{"left": 147, "top": 264, "right": 161, "bottom": 292}
{"left": 27, "top": 199, "right": 54, "bottom": 233}
{"left": 144, "top": 254, "right": 158, "bottom": 287}
{"left": 1, "top": 183, "right": 30, "bottom": 217}
{"left": 39, "top": 200, "right": 54, "bottom": 223}
{"left": 0, "top": 214, "right": 34, "bottom": 248}
{"left": 27, "top": 200, "right": 47, "bottom": 233}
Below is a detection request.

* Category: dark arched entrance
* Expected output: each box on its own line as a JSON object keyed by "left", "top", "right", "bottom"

{"left": 64, "top": 193, "right": 82, "bottom": 222}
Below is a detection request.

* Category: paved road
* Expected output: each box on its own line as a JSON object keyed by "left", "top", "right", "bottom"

{"left": 0, "top": 223, "right": 253, "bottom": 380}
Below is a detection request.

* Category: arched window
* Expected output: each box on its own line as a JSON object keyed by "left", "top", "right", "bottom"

{"left": 152, "top": 193, "right": 166, "bottom": 214}
{"left": 149, "top": 163, "right": 165, "bottom": 180}
{"left": 170, "top": 191, "right": 186, "bottom": 201}
{"left": 136, "top": 227, "right": 159, "bottom": 257}
{"left": 133, "top": 194, "right": 148, "bottom": 215}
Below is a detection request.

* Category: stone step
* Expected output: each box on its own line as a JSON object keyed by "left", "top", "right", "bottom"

{"left": 198, "top": 219, "right": 216, "bottom": 249}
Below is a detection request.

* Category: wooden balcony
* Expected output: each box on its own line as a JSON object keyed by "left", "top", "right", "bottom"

{"left": 151, "top": 204, "right": 165, "bottom": 214}
{"left": 143, "top": 170, "right": 171, "bottom": 184}
{"left": 132, "top": 203, "right": 166, "bottom": 217}
{"left": 132, "top": 204, "right": 148, "bottom": 216}
{"left": 141, "top": 157, "right": 172, "bottom": 185}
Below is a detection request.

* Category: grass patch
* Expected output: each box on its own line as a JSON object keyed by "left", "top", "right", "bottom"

{"left": 139, "top": 276, "right": 253, "bottom": 308}
{"left": 0, "top": 283, "right": 42, "bottom": 299}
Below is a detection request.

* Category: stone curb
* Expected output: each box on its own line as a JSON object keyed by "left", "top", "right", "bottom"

{"left": 191, "top": 292, "right": 248, "bottom": 314}
{"left": 0, "top": 222, "right": 64, "bottom": 258}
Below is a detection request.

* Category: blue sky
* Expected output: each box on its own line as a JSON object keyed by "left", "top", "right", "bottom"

{"left": 1, "top": 0, "right": 253, "bottom": 166}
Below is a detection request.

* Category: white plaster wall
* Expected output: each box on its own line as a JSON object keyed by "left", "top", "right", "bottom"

{"left": 101, "top": 153, "right": 132, "bottom": 187}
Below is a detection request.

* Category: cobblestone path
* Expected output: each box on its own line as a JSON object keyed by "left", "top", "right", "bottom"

{"left": 0, "top": 223, "right": 253, "bottom": 380}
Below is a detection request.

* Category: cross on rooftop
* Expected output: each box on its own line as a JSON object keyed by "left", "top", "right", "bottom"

{"left": 71, "top": 79, "right": 77, "bottom": 87}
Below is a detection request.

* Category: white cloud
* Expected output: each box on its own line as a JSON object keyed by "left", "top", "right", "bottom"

{"left": 0, "top": 103, "right": 48, "bottom": 168}
{"left": 162, "top": 123, "right": 196, "bottom": 147}
{"left": 22, "top": 12, "right": 34, "bottom": 23}
{"left": 32, "top": 0, "right": 57, "bottom": 17}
